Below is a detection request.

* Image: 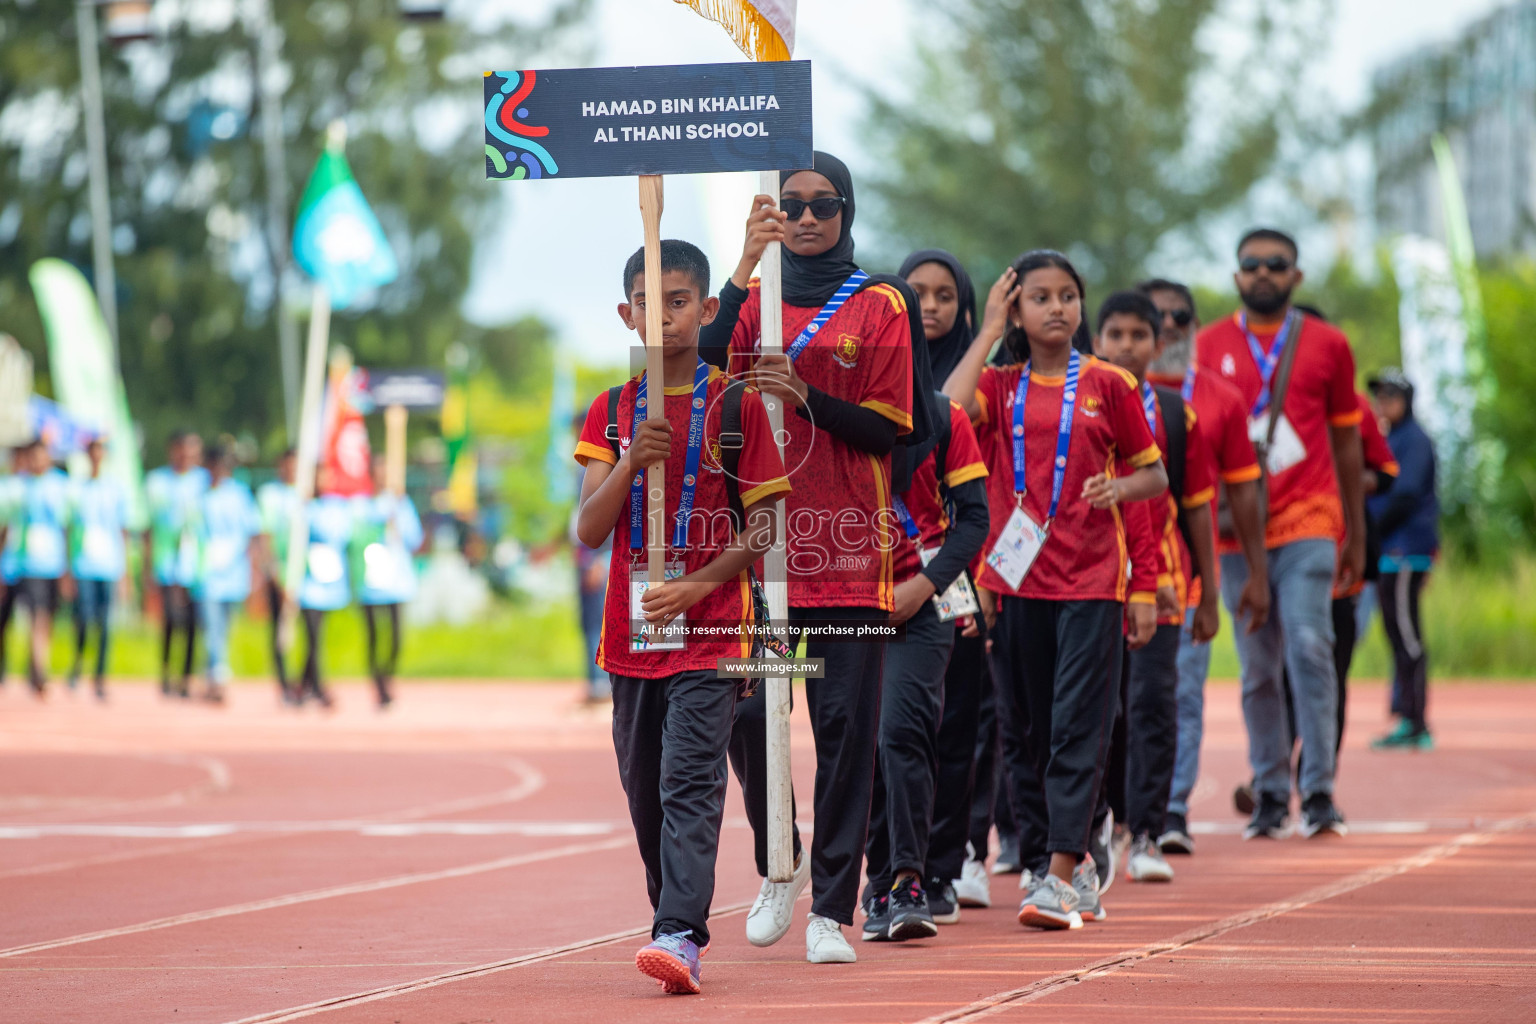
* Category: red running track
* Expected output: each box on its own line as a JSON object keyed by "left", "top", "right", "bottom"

{"left": 0, "top": 679, "right": 1533, "bottom": 1023}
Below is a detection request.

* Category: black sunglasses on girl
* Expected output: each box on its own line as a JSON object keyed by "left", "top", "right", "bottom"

{"left": 1239, "top": 255, "right": 1293, "bottom": 274}
{"left": 780, "top": 196, "right": 846, "bottom": 220}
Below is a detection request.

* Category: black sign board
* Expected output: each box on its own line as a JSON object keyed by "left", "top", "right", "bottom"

{"left": 364, "top": 369, "right": 445, "bottom": 411}
{"left": 485, "top": 60, "right": 812, "bottom": 180}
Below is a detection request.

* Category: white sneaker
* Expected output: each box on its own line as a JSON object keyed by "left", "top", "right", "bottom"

{"left": 953, "top": 856, "right": 992, "bottom": 908}
{"left": 805, "top": 913, "right": 856, "bottom": 963}
{"left": 745, "top": 851, "right": 811, "bottom": 947}
{"left": 1127, "top": 835, "right": 1175, "bottom": 882}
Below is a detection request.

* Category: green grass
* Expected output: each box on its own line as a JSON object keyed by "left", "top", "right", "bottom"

{"left": 12, "top": 599, "right": 587, "bottom": 683}
{"left": 9, "top": 553, "right": 1534, "bottom": 682}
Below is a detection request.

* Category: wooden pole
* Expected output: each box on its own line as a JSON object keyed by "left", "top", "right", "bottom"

{"left": 638, "top": 175, "right": 666, "bottom": 584}
{"left": 384, "top": 404, "right": 408, "bottom": 496}
{"left": 757, "top": 168, "right": 795, "bottom": 883}
{"left": 280, "top": 282, "right": 331, "bottom": 648}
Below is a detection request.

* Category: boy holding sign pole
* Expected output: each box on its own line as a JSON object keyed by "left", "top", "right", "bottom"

{"left": 574, "top": 240, "right": 790, "bottom": 994}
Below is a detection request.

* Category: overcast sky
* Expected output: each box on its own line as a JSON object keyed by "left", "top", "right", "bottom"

{"left": 467, "top": 0, "right": 1507, "bottom": 365}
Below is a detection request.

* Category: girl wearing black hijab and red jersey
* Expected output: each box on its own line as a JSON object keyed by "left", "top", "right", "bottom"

{"left": 944, "top": 251, "right": 1167, "bottom": 931}
{"left": 701, "top": 151, "right": 936, "bottom": 965}
{"left": 858, "top": 249, "right": 990, "bottom": 942}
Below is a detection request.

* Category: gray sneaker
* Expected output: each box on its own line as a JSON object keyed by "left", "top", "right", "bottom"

{"left": 1016, "top": 872, "right": 1083, "bottom": 930}
{"left": 1072, "top": 855, "right": 1106, "bottom": 922}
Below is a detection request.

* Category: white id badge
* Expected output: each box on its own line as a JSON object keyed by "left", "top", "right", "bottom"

{"left": 920, "top": 545, "right": 980, "bottom": 621}
{"left": 1264, "top": 413, "right": 1306, "bottom": 475}
{"left": 630, "top": 560, "right": 687, "bottom": 653}
{"left": 985, "top": 506, "right": 1049, "bottom": 590}
{"left": 82, "top": 526, "right": 115, "bottom": 565}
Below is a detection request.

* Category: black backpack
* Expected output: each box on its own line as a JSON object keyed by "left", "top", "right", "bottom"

{"left": 1154, "top": 386, "right": 1196, "bottom": 562}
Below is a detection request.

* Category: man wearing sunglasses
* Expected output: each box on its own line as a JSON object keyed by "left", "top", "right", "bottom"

{"left": 1193, "top": 229, "right": 1366, "bottom": 842}
{"left": 1138, "top": 278, "right": 1268, "bottom": 855}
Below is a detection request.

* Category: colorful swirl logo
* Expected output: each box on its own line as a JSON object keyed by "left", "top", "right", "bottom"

{"left": 485, "top": 70, "right": 558, "bottom": 179}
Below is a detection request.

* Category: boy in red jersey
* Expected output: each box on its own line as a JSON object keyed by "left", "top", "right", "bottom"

{"left": 1195, "top": 228, "right": 1365, "bottom": 840}
{"left": 574, "top": 240, "right": 790, "bottom": 995}
{"left": 945, "top": 251, "right": 1167, "bottom": 930}
{"left": 1092, "top": 291, "right": 1219, "bottom": 885}
{"left": 705, "top": 152, "right": 918, "bottom": 964}
{"left": 1138, "top": 278, "right": 1267, "bottom": 854}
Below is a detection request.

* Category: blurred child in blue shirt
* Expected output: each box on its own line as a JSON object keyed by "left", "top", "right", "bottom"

{"left": 0, "top": 439, "right": 73, "bottom": 696}
{"left": 68, "top": 437, "right": 130, "bottom": 699}
{"left": 256, "top": 449, "right": 298, "bottom": 702}
{"left": 143, "top": 430, "right": 208, "bottom": 698}
{"left": 354, "top": 455, "right": 423, "bottom": 708}
{"left": 196, "top": 442, "right": 263, "bottom": 703}
{"left": 298, "top": 471, "right": 355, "bottom": 708}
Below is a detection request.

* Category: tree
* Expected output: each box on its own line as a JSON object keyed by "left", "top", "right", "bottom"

{"left": 0, "top": 0, "right": 588, "bottom": 454}
{"left": 861, "top": 0, "right": 1325, "bottom": 288}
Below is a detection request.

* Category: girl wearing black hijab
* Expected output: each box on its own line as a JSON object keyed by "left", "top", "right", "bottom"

{"left": 857, "top": 249, "right": 992, "bottom": 941}
{"left": 707, "top": 151, "right": 931, "bottom": 965}
{"left": 893, "top": 249, "right": 1003, "bottom": 921}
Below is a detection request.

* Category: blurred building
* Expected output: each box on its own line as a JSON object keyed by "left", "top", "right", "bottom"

{"left": 1371, "top": 1, "right": 1536, "bottom": 256}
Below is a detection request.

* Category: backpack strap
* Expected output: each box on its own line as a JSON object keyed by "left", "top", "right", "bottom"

{"left": 719, "top": 379, "right": 747, "bottom": 534}
{"left": 603, "top": 384, "right": 624, "bottom": 456}
{"left": 1265, "top": 310, "right": 1304, "bottom": 444}
{"left": 1154, "top": 386, "right": 1196, "bottom": 558}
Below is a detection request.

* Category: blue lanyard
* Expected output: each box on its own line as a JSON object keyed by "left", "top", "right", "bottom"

{"left": 782, "top": 271, "right": 868, "bottom": 362}
{"left": 1240, "top": 309, "right": 1298, "bottom": 419}
{"left": 1011, "top": 349, "right": 1080, "bottom": 521}
{"left": 1180, "top": 363, "right": 1195, "bottom": 403}
{"left": 891, "top": 494, "right": 920, "bottom": 539}
{"left": 628, "top": 360, "right": 711, "bottom": 553}
{"left": 1140, "top": 382, "right": 1158, "bottom": 437}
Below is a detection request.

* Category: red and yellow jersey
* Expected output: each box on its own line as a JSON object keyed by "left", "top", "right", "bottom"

{"left": 972, "top": 356, "right": 1161, "bottom": 603}
{"left": 726, "top": 280, "right": 913, "bottom": 610}
{"left": 1149, "top": 367, "right": 1259, "bottom": 607}
{"left": 575, "top": 367, "right": 790, "bottom": 678}
{"left": 1196, "top": 311, "right": 1360, "bottom": 552}
{"left": 892, "top": 400, "right": 988, "bottom": 584}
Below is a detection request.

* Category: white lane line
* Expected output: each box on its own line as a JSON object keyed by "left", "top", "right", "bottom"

{"left": 0, "top": 836, "right": 632, "bottom": 960}
{"left": 0, "top": 755, "right": 547, "bottom": 880}
{"left": 0, "top": 821, "right": 617, "bottom": 839}
{"left": 917, "top": 810, "right": 1536, "bottom": 1024}
{"left": 1, "top": 753, "right": 233, "bottom": 821}
{"left": 223, "top": 898, "right": 763, "bottom": 1024}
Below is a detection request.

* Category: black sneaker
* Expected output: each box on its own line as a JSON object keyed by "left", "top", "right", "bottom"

{"left": 1158, "top": 811, "right": 1194, "bottom": 855}
{"left": 927, "top": 878, "right": 960, "bottom": 925}
{"left": 1301, "top": 793, "right": 1347, "bottom": 838}
{"left": 887, "top": 876, "right": 938, "bottom": 941}
{"left": 860, "top": 893, "right": 892, "bottom": 942}
{"left": 1233, "top": 782, "right": 1257, "bottom": 816}
{"left": 1243, "top": 794, "right": 1291, "bottom": 840}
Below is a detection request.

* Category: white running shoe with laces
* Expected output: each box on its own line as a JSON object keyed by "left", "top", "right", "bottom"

{"left": 745, "top": 852, "right": 811, "bottom": 947}
{"left": 1127, "top": 835, "right": 1175, "bottom": 882}
{"left": 805, "top": 913, "right": 857, "bottom": 963}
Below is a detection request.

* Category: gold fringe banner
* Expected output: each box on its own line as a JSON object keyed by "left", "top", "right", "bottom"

{"left": 672, "top": 0, "right": 792, "bottom": 62}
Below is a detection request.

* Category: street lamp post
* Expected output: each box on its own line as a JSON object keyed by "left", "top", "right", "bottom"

{"left": 74, "top": 0, "right": 121, "bottom": 357}
{"left": 248, "top": 0, "right": 302, "bottom": 439}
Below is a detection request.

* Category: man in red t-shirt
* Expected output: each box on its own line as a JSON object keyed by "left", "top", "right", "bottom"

{"left": 1139, "top": 278, "right": 1268, "bottom": 855}
{"left": 1194, "top": 229, "right": 1366, "bottom": 841}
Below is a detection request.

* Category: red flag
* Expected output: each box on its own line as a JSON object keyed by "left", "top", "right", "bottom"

{"left": 320, "top": 369, "right": 373, "bottom": 496}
